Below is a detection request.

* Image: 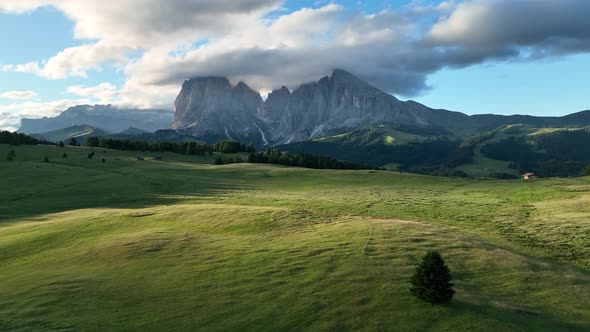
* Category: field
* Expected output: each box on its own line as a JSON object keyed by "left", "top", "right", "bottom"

{"left": 1, "top": 144, "right": 589, "bottom": 331}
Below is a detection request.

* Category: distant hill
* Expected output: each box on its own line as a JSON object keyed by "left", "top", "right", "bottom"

{"left": 117, "top": 127, "right": 151, "bottom": 135}
{"left": 106, "top": 129, "right": 204, "bottom": 143}
{"left": 280, "top": 124, "right": 590, "bottom": 178}
{"left": 19, "top": 105, "right": 173, "bottom": 134}
{"left": 33, "top": 125, "right": 111, "bottom": 143}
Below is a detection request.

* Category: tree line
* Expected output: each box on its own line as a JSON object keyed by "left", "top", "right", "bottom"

{"left": 84, "top": 137, "right": 254, "bottom": 155}
{"left": 0, "top": 130, "right": 52, "bottom": 146}
{"left": 246, "top": 149, "right": 371, "bottom": 170}
{"left": 212, "top": 148, "right": 370, "bottom": 170}
{"left": 481, "top": 131, "right": 590, "bottom": 177}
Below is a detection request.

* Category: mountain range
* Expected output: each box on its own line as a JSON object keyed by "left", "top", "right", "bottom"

{"left": 19, "top": 104, "right": 173, "bottom": 134}
{"left": 17, "top": 70, "right": 590, "bottom": 178}
{"left": 172, "top": 70, "right": 590, "bottom": 146}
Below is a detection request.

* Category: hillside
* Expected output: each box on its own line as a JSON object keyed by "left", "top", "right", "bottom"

{"left": 33, "top": 125, "right": 111, "bottom": 143}
{"left": 280, "top": 123, "right": 590, "bottom": 178}
{"left": 0, "top": 144, "right": 589, "bottom": 330}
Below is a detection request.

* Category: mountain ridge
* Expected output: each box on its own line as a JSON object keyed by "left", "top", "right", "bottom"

{"left": 19, "top": 104, "right": 173, "bottom": 134}
{"left": 172, "top": 69, "right": 590, "bottom": 146}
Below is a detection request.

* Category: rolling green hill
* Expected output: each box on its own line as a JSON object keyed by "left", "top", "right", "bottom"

{"left": 33, "top": 125, "right": 111, "bottom": 143}
{"left": 1, "top": 144, "right": 589, "bottom": 331}
{"left": 281, "top": 123, "right": 590, "bottom": 178}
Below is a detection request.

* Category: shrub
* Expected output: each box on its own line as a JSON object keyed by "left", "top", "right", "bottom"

{"left": 62, "top": 153, "right": 68, "bottom": 158}
{"left": 43, "top": 156, "right": 49, "bottom": 163}
{"left": 410, "top": 251, "right": 455, "bottom": 304}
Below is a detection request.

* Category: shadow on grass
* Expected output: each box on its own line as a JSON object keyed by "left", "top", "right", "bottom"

{"left": 0, "top": 168, "right": 250, "bottom": 224}
{"left": 442, "top": 298, "right": 590, "bottom": 331}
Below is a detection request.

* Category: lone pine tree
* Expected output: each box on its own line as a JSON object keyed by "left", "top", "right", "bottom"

{"left": 410, "top": 251, "right": 455, "bottom": 304}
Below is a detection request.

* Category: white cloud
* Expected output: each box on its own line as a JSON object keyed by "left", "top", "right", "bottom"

{"left": 0, "top": 90, "right": 38, "bottom": 100}
{"left": 3, "top": 42, "right": 131, "bottom": 79}
{"left": 1, "top": 0, "right": 590, "bottom": 118}
{"left": 66, "top": 82, "right": 118, "bottom": 104}
{"left": 0, "top": 99, "right": 92, "bottom": 131}
{"left": 428, "top": 0, "right": 590, "bottom": 60}
{"left": 2, "top": 62, "right": 41, "bottom": 75}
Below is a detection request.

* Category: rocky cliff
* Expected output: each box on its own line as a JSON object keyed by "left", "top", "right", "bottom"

{"left": 172, "top": 70, "right": 437, "bottom": 145}
{"left": 172, "top": 69, "right": 590, "bottom": 146}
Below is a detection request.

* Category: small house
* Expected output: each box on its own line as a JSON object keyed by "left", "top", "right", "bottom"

{"left": 135, "top": 157, "right": 144, "bottom": 161}
{"left": 521, "top": 173, "right": 538, "bottom": 180}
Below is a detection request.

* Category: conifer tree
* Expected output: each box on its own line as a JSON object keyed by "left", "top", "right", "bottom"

{"left": 410, "top": 251, "right": 455, "bottom": 304}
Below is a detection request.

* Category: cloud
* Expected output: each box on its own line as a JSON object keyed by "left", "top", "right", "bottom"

{"left": 428, "top": 0, "right": 590, "bottom": 64}
{"left": 0, "top": 99, "right": 92, "bottom": 131}
{"left": 1, "top": 0, "right": 590, "bottom": 120}
{"left": 0, "top": 0, "right": 281, "bottom": 79}
{"left": 117, "top": 0, "right": 590, "bottom": 102}
{"left": 66, "top": 82, "right": 118, "bottom": 104}
{"left": 0, "top": 90, "right": 38, "bottom": 100}
{"left": 3, "top": 42, "right": 131, "bottom": 79}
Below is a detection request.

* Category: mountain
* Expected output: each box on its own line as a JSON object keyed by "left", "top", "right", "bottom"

{"left": 173, "top": 70, "right": 445, "bottom": 145}
{"left": 171, "top": 69, "right": 590, "bottom": 177}
{"left": 173, "top": 69, "right": 590, "bottom": 147}
{"left": 19, "top": 105, "right": 173, "bottom": 134}
{"left": 172, "top": 78, "right": 266, "bottom": 144}
{"left": 33, "top": 125, "right": 111, "bottom": 143}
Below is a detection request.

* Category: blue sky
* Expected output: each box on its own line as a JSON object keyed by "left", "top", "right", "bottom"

{"left": 1, "top": 0, "right": 589, "bottom": 130}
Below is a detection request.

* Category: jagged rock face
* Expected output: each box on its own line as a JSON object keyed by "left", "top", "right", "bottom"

{"left": 19, "top": 105, "right": 173, "bottom": 134}
{"left": 172, "top": 77, "right": 264, "bottom": 142}
{"left": 172, "top": 70, "right": 435, "bottom": 146}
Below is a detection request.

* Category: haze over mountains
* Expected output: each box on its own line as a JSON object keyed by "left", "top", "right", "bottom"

{"left": 19, "top": 105, "right": 173, "bottom": 134}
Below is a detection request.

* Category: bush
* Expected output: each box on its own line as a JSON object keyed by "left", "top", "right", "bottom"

{"left": 410, "top": 251, "right": 455, "bottom": 304}
{"left": 43, "top": 156, "right": 49, "bottom": 163}
{"left": 62, "top": 153, "right": 68, "bottom": 158}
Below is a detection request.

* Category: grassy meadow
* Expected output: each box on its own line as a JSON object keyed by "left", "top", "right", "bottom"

{"left": 0, "top": 144, "right": 589, "bottom": 331}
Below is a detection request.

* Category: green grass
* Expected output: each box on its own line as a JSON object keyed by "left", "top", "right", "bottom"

{"left": 1, "top": 144, "right": 589, "bottom": 331}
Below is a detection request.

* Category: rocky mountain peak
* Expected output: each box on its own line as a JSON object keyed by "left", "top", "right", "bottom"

{"left": 172, "top": 70, "right": 435, "bottom": 146}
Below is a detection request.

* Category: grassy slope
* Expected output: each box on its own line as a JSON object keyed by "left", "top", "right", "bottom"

{"left": 1, "top": 144, "right": 589, "bottom": 331}
{"left": 35, "top": 125, "right": 111, "bottom": 142}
